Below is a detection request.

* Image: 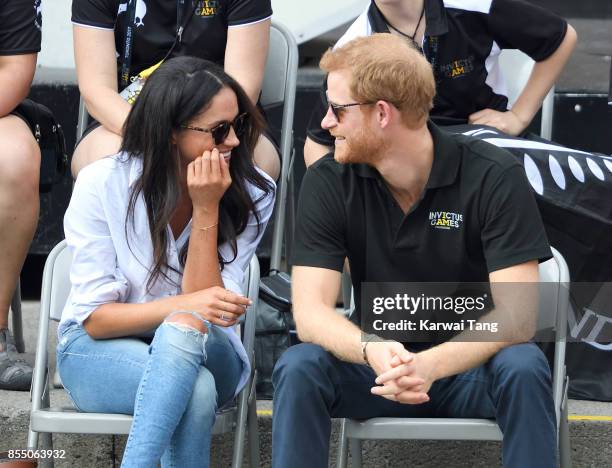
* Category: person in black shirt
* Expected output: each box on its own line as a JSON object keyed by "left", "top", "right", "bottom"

{"left": 303, "top": 0, "right": 577, "bottom": 166}
{"left": 0, "top": 0, "right": 41, "bottom": 392}
{"left": 272, "top": 34, "right": 556, "bottom": 468}
{"left": 70, "top": 0, "right": 280, "bottom": 180}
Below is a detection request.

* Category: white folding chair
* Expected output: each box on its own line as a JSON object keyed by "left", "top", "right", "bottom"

{"left": 28, "top": 240, "right": 262, "bottom": 468}
{"left": 498, "top": 49, "right": 555, "bottom": 140}
{"left": 337, "top": 247, "right": 571, "bottom": 468}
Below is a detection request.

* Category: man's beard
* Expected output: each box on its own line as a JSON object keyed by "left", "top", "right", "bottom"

{"left": 334, "top": 127, "right": 388, "bottom": 165}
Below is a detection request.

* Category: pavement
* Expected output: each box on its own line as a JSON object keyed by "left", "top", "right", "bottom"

{"left": 1, "top": 301, "right": 612, "bottom": 467}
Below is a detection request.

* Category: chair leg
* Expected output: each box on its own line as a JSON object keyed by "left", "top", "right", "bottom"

{"left": 231, "top": 385, "right": 250, "bottom": 468}
{"left": 349, "top": 438, "right": 362, "bottom": 468}
{"left": 247, "top": 385, "right": 260, "bottom": 468}
{"left": 559, "top": 385, "right": 572, "bottom": 468}
{"left": 10, "top": 280, "right": 25, "bottom": 353}
{"left": 336, "top": 419, "right": 349, "bottom": 468}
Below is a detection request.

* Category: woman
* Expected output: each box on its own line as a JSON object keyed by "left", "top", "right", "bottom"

{"left": 71, "top": 0, "right": 280, "bottom": 180}
{"left": 57, "top": 57, "right": 275, "bottom": 467}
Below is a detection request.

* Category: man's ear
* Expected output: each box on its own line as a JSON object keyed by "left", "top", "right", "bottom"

{"left": 375, "top": 100, "right": 395, "bottom": 129}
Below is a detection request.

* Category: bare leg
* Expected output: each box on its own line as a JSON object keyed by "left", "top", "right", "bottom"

{"left": 303, "top": 136, "right": 333, "bottom": 168}
{"left": 0, "top": 115, "right": 39, "bottom": 390}
{"left": 254, "top": 133, "right": 281, "bottom": 181}
{"left": 71, "top": 125, "right": 122, "bottom": 178}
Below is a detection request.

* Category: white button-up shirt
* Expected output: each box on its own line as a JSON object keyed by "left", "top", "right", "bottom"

{"left": 60, "top": 154, "right": 275, "bottom": 393}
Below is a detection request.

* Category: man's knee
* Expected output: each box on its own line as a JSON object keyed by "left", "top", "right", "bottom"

{"left": 492, "top": 343, "right": 551, "bottom": 386}
{"left": 273, "top": 343, "right": 331, "bottom": 388}
{"left": 0, "top": 116, "right": 40, "bottom": 189}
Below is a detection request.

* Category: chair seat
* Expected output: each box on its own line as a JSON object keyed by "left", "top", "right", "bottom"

{"left": 31, "top": 405, "right": 238, "bottom": 436}
{"left": 345, "top": 417, "right": 503, "bottom": 441}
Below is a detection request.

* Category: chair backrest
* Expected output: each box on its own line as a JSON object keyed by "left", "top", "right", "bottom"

{"left": 42, "top": 240, "right": 72, "bottom": 323}
{"left": 263, "top": 21, "right": 299, "bottom": 271}
{"left": 498, "top": 49, "right": 554, "bottom": 139}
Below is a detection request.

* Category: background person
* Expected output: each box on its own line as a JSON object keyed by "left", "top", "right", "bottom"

{"left": 303, "top": 0, "right": 577, "bottom": 166}
{"left": 273, "top": 34, "right": 556, "bottom": 468}
{"left": 0, "top": 0, "right": 42, "bottom": 391}
{"left": 57, "top": 57, "right": 275, "bottom": 467}
{"left": 70, "top": 0, "right": 280, "bottom": 180}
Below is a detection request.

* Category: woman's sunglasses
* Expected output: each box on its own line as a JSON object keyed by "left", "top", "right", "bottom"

{"left": 181, "top": 113, "right": 249, "bottom": 145}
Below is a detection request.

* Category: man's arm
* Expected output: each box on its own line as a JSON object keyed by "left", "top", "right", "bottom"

{"left": 373, "top": 260, "right": 539, "bottom": 401}
{"left": 469, "top": 25, "right": 577, "bottom": 135}
{"left": 0, "top": 53, "right": 36, "bottom": 117}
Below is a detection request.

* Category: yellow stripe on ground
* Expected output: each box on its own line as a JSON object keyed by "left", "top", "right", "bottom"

{"left": 257, "top": 410, "right": 612, "bottom": 421}
{"left": 569, "top": 415, "right": 612, "bottom": 422}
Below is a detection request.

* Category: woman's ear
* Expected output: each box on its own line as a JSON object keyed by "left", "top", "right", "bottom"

{"left": 171, "top": 130, "right": 178, "bottom": 145}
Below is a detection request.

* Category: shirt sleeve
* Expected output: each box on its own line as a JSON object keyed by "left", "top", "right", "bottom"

{"left": 63, "top": 165, "right": 130, "bottom": 327}
{"left": 220, "top": 169, "right": 276, "bottom": 295}
{"left": 479, "top": 164, "right": 552, "bottom": 272}
{"left": 488, "top": 0, "right": 567, "bottom": 62}
{"left": 291, "top": 158, "right": 347, "bottom": 272}
{"left": 226, "top": 0, "right": 272, "bottom": 27}
{"left": 72, "top": 0, "right": 116, "bottom": 29}
{"left": 0, "top": 0, "right": 42, "bottom": 55}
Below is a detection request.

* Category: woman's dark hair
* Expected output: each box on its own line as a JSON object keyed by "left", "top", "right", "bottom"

{"left": 120, "top": 56, "right": 275, "bottom": 291}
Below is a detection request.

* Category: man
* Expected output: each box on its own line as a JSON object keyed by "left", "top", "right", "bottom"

{"left": 303, "top": 0, "right": 577, "bottom": 166}
{"left": 273, "top": 34, "right": 556, "bottom": 467}
{"left": 0, "top": 0, "right": 42, "bottom": 390}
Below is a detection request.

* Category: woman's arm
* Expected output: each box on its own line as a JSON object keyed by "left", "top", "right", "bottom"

{"left": 224, "top": 19, "right": 270, "bottom": 105}
{"left": 73, "top": 25, "right": 131, "bottom": 135}
{"left": 182, "top": 149, "right": 230, "bottom": 293}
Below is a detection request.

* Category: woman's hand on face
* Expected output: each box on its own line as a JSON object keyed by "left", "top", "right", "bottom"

{"left": 181, "top": 285, "right": 251, "bottom": 327}
{"left": 187, "top": 148, "right": 232, "bottom": 210}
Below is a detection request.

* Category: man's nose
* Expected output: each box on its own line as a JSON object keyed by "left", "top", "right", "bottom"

{"left": 321, "top": 106, "right": 337, "bottom": 130}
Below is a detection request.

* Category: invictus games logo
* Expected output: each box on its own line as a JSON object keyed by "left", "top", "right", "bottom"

{"left": 196, "top": 0, "right": 218, "bottom": 17}
{"left": 34, "top": 0, "right": 42, "bottom": 31}
{"left": 439, "top": 56, "right": 474, "bottom": 79}
{"left": 429, "top": 211, "right": 463, "bottom": 230}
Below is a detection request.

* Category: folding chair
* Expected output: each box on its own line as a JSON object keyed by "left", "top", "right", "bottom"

{"left": 75, "top": 21, "right": 299, "bottom": 271}
{"left": 28, "top": 240, "right": 262, "bottom": 468}
{"left": 498, "top": 49, "right": 555, "bottom": 140}
{"left": 337, "top": 247, "right": 572, "bottom": 468}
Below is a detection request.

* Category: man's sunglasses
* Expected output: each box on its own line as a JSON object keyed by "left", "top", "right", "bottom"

{"left": 181, "top": 113, "right": 249, "bottom": 145}
{"left": 322, "top": 91, "right": 373, "bottom": 121}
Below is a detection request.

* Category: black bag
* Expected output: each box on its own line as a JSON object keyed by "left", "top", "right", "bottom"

{"left": 255, "top": 271, "right": 294, "bottom": 399}
{"left": 13, "top": 99, "right": 68, "bottom": 192}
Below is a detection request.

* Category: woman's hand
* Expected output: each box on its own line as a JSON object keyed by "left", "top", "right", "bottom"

{"left": 187, "top": 148, "right": 232, "bottom": 210}
{"left": 178, "top": 286, "right": 251, "bottom": 327}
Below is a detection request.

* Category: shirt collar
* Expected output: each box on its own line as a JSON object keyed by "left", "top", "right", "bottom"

{"left": 368, "top": 0, "right": 448, "bottom": 37}
{"left": 127, "top": 154, "right": 143, "bottom": 188}
{"left": 353, "top": 121, "right": 460, "bottom": 189}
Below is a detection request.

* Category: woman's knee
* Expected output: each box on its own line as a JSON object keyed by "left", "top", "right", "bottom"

{"left": 0, "top": 116, "right": 40, "bottom": 190}
{"left": 164, "top": 312, "right": 209, "bottom": 334}
{"left": 72, "top": 127, "right": 122, "bottom": 178}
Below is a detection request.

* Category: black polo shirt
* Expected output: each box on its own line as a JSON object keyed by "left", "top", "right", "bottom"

{"left": 293, "top": 123, "right": 551, "bottom": 326}
{"left": 72, "top": 0, "right": 272, "bottom": 91}
{"left": 0, "top": 0, "right": 42, "bottom": 55}
{"left": 307, "top": 0, "right": 567, "bottom": 145}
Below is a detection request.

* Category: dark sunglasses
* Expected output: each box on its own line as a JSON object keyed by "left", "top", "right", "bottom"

{"left": 181, "top": 113, "right": 249, "bottom": 145}
{"left": 322, "top": 90, "right": 373, "bottom": 122}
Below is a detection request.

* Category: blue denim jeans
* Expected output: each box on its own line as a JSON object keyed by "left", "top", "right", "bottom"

{"left": 272, "top": 342, "right": 557, "bottom": 468}
{"left": 57, "top": 321, "right": 243, "bottom": 468}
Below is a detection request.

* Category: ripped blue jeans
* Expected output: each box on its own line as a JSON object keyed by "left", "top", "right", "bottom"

{"left": 56, "top": 314, "right": 242, "bottom": 468}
